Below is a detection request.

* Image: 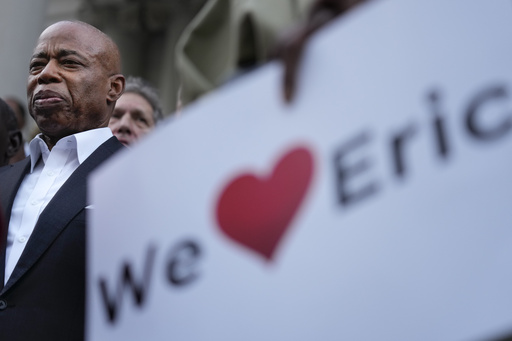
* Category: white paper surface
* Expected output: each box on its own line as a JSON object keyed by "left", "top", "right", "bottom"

{"left": 88, "top": 0, "right": 512, "bottom": 340}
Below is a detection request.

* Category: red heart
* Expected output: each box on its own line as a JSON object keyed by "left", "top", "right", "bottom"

{"left": 215, "top": 147, "right": 314, "bottom": 261}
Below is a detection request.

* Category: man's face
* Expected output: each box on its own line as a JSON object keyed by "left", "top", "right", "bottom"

{"left": 27, "top": 23, "right": 112, "bottom": 141}
{"left": 109, "top": 92, "right": 155, "bottom": 146}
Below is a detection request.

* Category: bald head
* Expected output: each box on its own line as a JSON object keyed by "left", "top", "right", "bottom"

{"left": 39, "top": 21, "right": 122, "bottom": 75}
{"left": 27, "top": 20, "right": 125, "bottom": 148}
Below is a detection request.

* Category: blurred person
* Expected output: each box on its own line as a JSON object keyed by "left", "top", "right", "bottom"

{"left": 4, "top": 97, "right": 26, "bottom": 133}
{"left": 4, "top": 97, "right": 29, "bottom": 163}
{"left": 0, "top": 98, "right": 22, "bottom": 167}
{"left": 0, "top": 20, "right": 125, "bottom": 340}
{"left": 109, "top": 76, "right": 163, "bottom": 146}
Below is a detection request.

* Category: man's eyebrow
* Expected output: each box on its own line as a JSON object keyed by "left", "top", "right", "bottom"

{"left": 131, "top": 109, "right": 146, "bottom": 115}
{"left": 58, "top": 49, "right": 83, "bottom": 58}
{"left": 30, "top": 49, "right": 83, "bottom": 60}
{"left": 31, "top": 51, "right": 48, "bottom": 60}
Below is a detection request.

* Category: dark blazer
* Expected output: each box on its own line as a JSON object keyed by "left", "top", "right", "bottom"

{"left": 0, "top": 136, "right": 124, "bottom": 341}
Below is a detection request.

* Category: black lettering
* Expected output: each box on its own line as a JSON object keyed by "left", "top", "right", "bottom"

{"left": 465, "top": 84, "right": 512, "bottom": 140}
{"left": 166, "top": 240, "right": 202, "bottom": 286}
{"left": 98, "top": 244, "right": 157, "bottom": 324}
{"left": 428, "top": 90, "right": 450, "bottom": 158}
{"left": 333, "top": 131, "right": 379, "bottom": 206}
{"left": 391, "top": 123, "right": 417, "bottom": 178}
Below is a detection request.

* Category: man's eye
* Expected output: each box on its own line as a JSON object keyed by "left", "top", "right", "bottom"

{"left": 62, "top": 59, "right": 80, "bottom": 66}
{"left": 136, "top": 117, "right": 151, "bottom": 127}
{"left": 29, "top": 62, "right": 45, "bottom": 72}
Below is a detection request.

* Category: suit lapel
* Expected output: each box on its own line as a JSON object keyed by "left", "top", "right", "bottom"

{"left": 2, "top": 137, "right": 124, "bottom": 293}
{"left": 0, "top": 159, "right": 31, "bottom": 222}
{"left": 0, "top": 159, "right": 31, "bottom": 290}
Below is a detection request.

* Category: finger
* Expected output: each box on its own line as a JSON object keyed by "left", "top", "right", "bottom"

{"left": 283, "top": 33, "right": 307, "bottom": 103}
{"left": 283, "top": 52, "right": 298, "bottom": 103}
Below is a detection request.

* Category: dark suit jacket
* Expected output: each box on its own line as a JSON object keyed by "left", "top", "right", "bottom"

{"left": 0, "top": 136, "right": 124, "bottom": 341}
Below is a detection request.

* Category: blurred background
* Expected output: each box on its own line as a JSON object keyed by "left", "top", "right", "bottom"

{"left": 0, "top": 0, "right": 208, "bottom": 139}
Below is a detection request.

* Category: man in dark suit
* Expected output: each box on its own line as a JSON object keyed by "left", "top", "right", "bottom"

{"left": 0, "top": 20, "right": 125, "bottom": 340}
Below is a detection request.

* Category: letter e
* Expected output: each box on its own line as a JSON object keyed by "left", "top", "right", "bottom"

{"left": 166, "top": 240, "right": 202, "bottom": 286}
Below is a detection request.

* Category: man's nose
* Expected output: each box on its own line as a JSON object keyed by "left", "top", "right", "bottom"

{"left": 116, "top": 113, "right": 134, "bottom": 134}
{"left": 37, "top": 59, "right": 62, "bottom": 84}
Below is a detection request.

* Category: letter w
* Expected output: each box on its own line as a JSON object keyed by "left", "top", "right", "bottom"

{"left": 98, "top": 244, "right": 157, "bottom": 324}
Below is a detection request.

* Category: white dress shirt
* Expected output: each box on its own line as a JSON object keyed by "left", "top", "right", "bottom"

{"left": 4, "top": 127, "right": 113, "bottom": 284}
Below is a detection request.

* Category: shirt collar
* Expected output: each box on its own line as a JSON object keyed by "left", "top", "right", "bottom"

{"left": 28, "top": 127, "right": 113, "bottom": 172}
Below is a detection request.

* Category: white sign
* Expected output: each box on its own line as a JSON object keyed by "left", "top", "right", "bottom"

{"left": 88, "top": 0, "right": 512, "bottom": 340}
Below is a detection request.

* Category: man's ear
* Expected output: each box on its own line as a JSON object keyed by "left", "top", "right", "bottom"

{"left": 6, "top": 130, "right": 22, "bottom": 159}
{"left": 107, "top": 74, "right": 125, "bottom": 104}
